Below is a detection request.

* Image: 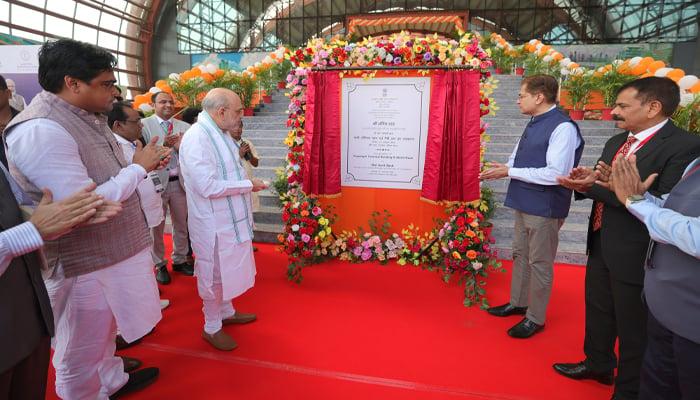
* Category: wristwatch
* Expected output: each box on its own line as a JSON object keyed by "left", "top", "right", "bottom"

{"left": 625, "top": 194, "right": 645, "bottom": 208}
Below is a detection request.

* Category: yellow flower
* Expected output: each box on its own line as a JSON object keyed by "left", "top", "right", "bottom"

{"left": 452, "top": 251, "right": 462, "bottom": 260}
{"left": 319, "top": 217, "right": 328, "bottom": 226}
{"left": 318, "top": 230, "right": 326, "bottom": 238}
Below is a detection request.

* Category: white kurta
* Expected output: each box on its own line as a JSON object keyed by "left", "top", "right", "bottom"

{"left": 179, "top": 111, "right": 256, "bottom": 303}
{"left": 113, "top": 133, "right": 164, "bottom": 228}
{"left": 7, "top": 118, "right": 161, "bottom": 399}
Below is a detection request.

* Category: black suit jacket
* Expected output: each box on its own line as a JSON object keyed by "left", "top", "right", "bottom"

{"left": 576, "top": 121, "right": 700, "bottom": 285}
{"left": 0, "top": 169, "right": 54, "bottom": 374}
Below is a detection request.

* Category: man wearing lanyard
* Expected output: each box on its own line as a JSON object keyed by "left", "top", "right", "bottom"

{"left": 141, "top": 92, "right": 193, "bottom": 284}
{"left": 606, "top": 154, "right": 700, "bottom": 400}
{"left": 555, "top": 77, "right": 700, "bottom": 400}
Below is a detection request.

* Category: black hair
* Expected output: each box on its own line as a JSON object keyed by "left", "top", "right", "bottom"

{"left": 181, "top": 107, "right": 202, "bottom": 125}
{"left": 151, "top": 91, "right": 172, "bottom": 103}
{"left": 521, "top": 74, "right": 559, "bottom": 104}
{"left": 617, "top": 77, "right": 680, "bottom": 117}
{"left": 0, "top": 74, "right": 7, "bottom": 90}
{"left": 38, "top": 39, "right": 117, "bottom": 93}
{"left": 106, "top": 101, "right": 132, "bottom": 129}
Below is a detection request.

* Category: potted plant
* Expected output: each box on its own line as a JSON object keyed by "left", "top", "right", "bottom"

{"left": 562, "top": 73, "right": 593, "bottom": 120}
{"left": 491, "top": 47, "right": 513, "bottom": 74}
{"left": 232, "top": 74, "right": 256, "bottom": 116}
{"left": 672, "top": 93, "right": 700, "bottom": 133}
{"left": 272, "top": 59, "right": 292, "bottom": 89}
{"left": 257, "top": 67, "right": 276, "bottom": 103}
{"left": 512, "top": 46, "right": 526, "bottom": 75}
{"left": 522, "top": 52, "right": 547, "bottom": 76}
{"left": 597, "top": 66, "right": 635, "bottom": 120}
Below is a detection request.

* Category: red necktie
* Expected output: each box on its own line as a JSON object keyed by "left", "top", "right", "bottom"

{"left": 682, "top": 163, "right": 700, "bottom": 180}
{"left": 592, "top": 136, "right": 637, "bottom": 231}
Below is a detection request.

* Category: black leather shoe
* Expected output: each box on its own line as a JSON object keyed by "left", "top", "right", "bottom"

{"left": 109, "top": 367, "right": 159, "bottom": 399}
{"left": 155, "top": 265, "right": 171, "bottom": 284}
{"left": 552, "top": 361, "right": 614, "bottom": 385}
{"left": 116, "top": 335, "right": 141, "bottom": 351}
{"left": 172, "top": 262, "right": 194, "bottom": 276}
{"left": 119, "top": 356, "right": 142, "bottom": 373}
{"left": 507, "top": 317, "right": 544, "bottom": 338}
{"left": 487, "top": 303, "right": 528, "bottom": 317}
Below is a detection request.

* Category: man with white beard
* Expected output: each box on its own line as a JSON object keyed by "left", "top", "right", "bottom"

{"left": 179, "top": 88, "right": 266, "bottom": 351}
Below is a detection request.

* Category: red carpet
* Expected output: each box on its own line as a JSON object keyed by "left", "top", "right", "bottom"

{"left": 46, "top": 238, "right": 612, "bottom": 399}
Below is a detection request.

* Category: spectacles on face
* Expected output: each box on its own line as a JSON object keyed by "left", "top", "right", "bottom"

{"left": 90, "top": 79, "right": 117, "bottom": 90}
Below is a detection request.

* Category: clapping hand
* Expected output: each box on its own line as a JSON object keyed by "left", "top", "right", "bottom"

{"left": 557, "top": 166, "right": 599, "bottom": 192}
{"left": 134, "top": 137, "right": 171, "bottom": 172}
{"left": 83, "top": 200, "right": 123, "bottom": 226}
{"left": 164, "top": 133, "right": 183, "bottom": 151}
{"left": 29, "top": 183, "right": 103, "bottom": 240}
{"left": 609, "top": 154, "right": 658, "bottom": 204}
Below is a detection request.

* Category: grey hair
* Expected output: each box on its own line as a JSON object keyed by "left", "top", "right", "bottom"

{"left": 201, "top": 89, "right": 231, "bottom": 112}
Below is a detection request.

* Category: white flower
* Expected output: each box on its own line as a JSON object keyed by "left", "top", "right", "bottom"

{"left": 543, "top": 55, "right": 553, "bottom": 62}
{"left": 472, "top": 261, "right": 483, "bottom": 271}
{"left": 535, "top": 43, "right": 544, "bottom": 50}
{"left": 528, "top": 39, "right": 538, "bottom": 45}
{"left": 138, "top": 103, "right": 153, "bottom": 113}
{"left": 385, "top": 54, "right": 393, "bottom": 63}
{"left": 612, "top": 59, "right": 623, "bottom": 66}
{"left": 205, "top": 63, "right": 218, "bottom": 74}
{"left": 148, "top": 87, "right": 161, "bottom": 94}
{"left": 292, "top": 224, "right": 300, "bottom": 232}
{"left": 560, "top": 58, "right": 572, "bottom": 67}
{"left": 680, "top": 92, "right": 694, "bottom": 107}
{"left": 560, "top": 68, "right": 570, "bottom": 76}
{"left": 168, "top": 73, "right": 180, "bottom": 81}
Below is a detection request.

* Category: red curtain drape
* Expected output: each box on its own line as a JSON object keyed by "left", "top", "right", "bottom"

{"left": 302, "top": 71, "right": 341, "bottom": 196}
{"left": 421, "top": 70, "right": 482, "bottom": 202}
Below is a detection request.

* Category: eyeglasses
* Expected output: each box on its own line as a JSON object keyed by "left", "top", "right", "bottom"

{"left": 95, "top": 80, "right": 117, "bottom": 90}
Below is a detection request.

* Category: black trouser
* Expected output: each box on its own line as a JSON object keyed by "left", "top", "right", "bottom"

{"left": 584, "top": 232, "right": 647, "bottom": 400}
{"left": 639, "top": 310, "right": 700, "bottom": 400}
{"left": 0, "top": 336, "right": 50, "bottom": 400}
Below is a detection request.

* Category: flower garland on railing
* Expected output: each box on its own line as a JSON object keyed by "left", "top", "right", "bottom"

{"left": 277, "top": 31, "right": 503, "bottom": 308}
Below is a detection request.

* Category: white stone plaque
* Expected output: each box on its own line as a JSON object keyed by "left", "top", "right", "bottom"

{"left": 341, "top": 77, "right": 431, "bottom": 190}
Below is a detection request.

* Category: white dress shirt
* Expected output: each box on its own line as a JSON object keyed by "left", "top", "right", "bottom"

{"left": 506, "top": 106, "right": 582, "bottom": 185}
{"left": 7, "top": 117, "right": 161, "bottom": 343}
{"left": 626, "top": 119, "right": 668, "bottom": 155}
{"left": 113, "top": 133, "right": 164, "bottom": 227}
{"left": 6, "top": 118, "right": 146, "bottom": 202}
{"left": 156, "top": 115, "right": 180, "bottom": 177}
